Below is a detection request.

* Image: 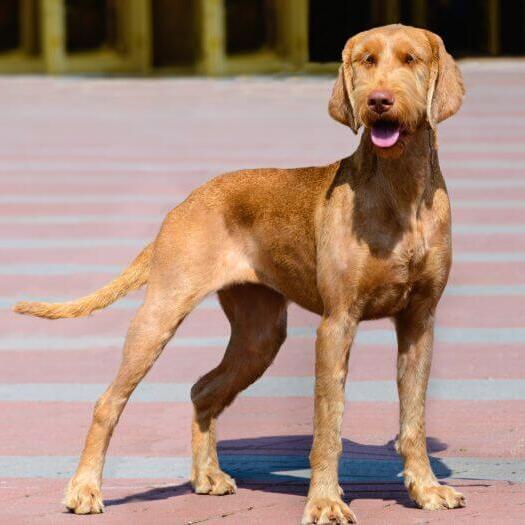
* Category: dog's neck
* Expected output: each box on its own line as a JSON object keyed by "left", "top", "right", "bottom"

{"left": 353, "top": 126, "right": 437, "bottom": 209}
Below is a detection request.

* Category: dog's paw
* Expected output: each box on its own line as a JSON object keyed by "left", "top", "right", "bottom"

{"left": 191, "top": 469, "right": 237, "bottom": 496}
{"left": 410, "top": 483, "right": 465, "bottom": 511}
{"left": 302, "top": 497, "right": 357, "bottom": 524}
{"left": 64, "top": 479, "right": 104, "bottom": 514}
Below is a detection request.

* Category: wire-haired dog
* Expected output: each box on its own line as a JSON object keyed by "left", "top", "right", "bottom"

{"left": 15, "top": 24, "right": 465, "bottom": 524}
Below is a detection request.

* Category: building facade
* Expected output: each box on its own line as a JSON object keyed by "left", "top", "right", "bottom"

{"left": 0, "top": 0, "right": 521, "bottom": 75}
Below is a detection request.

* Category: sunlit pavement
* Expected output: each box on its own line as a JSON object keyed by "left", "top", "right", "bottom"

{"left": 1, "top": 61, "right": 525, "bottom": 523}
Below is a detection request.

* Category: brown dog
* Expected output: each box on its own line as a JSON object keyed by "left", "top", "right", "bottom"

{"left": 15, "top": 24, "right": 465, "bottom": 524}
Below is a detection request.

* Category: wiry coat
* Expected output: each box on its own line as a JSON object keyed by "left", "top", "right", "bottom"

{"left": 15, "top": 25, "right": 465, "bottom": 524}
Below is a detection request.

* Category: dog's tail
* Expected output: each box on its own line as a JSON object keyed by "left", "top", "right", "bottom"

{"left": 13, "top": 243, "right": 153, "bottom": 319}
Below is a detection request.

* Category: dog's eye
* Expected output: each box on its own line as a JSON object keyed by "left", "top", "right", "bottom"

{"left": 405, "top": 54, "right": 415, "bottom": 64}
{"left": 362, "top": 54, "right": 376, "bottom": 66}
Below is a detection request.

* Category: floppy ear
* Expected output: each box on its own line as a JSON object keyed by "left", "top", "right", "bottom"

{"left": 425, "top": 31, "right": 465, "bottom": 144}
{"left": 328, "top": 39, "right": 360, "bottom": 133}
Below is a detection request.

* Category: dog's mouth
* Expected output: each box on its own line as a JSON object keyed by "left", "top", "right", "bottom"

{"left": 370, "top": 120, "right": 402, "bottom": 149}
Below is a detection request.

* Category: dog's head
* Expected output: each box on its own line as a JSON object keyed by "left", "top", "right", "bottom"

{"left": 329, "top": 24, "right": 464, "bottom": 156}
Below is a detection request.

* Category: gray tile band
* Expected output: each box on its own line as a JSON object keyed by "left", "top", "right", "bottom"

{"left": 1, "top": 378, "right": 525, "bottom": 402}
{"left": 0, "top": 251, "right": 520, "bottom": 275}
{"left": 2, "top": 285, "right": 525, "bottom": 311}
{"left": 0, "top": 296, "right": 220, "bottom": 310}
{"left": 454, "top": 225, "right": 525, "bottom": 234}
{"left": 0, "top": 455, "right": 524, "bottom": 483}
{"left": 453, "top": 200, "right": 525, "bottom": 208}
{"left": 1, "top": 327, "right": 525, "bottom": 351}
{"left": 445, "top": 284, "right": 525, "bottom": 295}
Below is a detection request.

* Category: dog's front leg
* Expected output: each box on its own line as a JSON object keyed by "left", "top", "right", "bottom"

{"left": 302, "top": 313, "right": 357, "bottom": 525}
{"left": 395, "top": 307, "right": 465, "bottom": 511}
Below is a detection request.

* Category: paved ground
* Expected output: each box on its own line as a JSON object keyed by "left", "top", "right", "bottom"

{"left": 1, "top": 61, "right": 525, "bottom": 524}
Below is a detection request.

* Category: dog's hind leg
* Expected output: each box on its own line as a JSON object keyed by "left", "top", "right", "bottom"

{"left": 63, "top": 210, "right": 255, "bottom": 514}
{"left": 63, "top": 290, "right": 199, "bottom": 514}
{"left": 190, "top": 283, "right": 287, "bottom": 495}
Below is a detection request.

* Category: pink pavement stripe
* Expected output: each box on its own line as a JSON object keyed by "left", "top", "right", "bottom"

{"left": 452, "top": 207, "right": 525, "bottom": 222}
{"left": 0, "top": 164, "right": 523, "bottom": 179}
{"left": 0, "top": 274, "right": 131, "bottom": 295}
{"left": 0, "top": 275, "right": 104, "bottom": 295}
{"left": 447, "top": 170, "right": 525, "bottom": 179}
{"left": 449, "top": 263, "right": 525, "bottom": 285}
{"left": 2, "top": 221, "right": 525, "bottom": 239}
{"left": 0, "top": 234, "right": 522, "bottom": 262}
{"left": 0, "top": 158, "right": 523, "bottom": 176}
{"left": 435, "top": 295, "right": 525, "bottom": 327}
{"left": 1, "top": 309, "right": 229, "bottom": 338}
{"left": 449, "top": 234, "right": 525, "bottom": 251}
{"left": 1, "top": 247, "right": 141, "bottom": 265}
{"left": 0, "top": 223, "right": 160, "bottom": 238}
{"left": 0, "top": 182, "right": 205, "bottom": 195}
{"left": 442, "top": 133, "right": 525, "bottom": 143}
{"left": 0, "top": 246, "right": 522, "bottom": 269}
{"left": 4, "top": 479, "right": 521, "bottom": 525}
{"left": 444, "top": 150, "right": 525, "bottom": 160}
{"left": 1, "top": 162, "right": 511, "bottom": 176}
{"left": 0, "top": 202, "right": 176, "bottom": 216}
{"left": 450, "top": 188, "right": 525, "bottom": 200}
{"left": 0, "top": 302, "right": 314, "bottom": 334}
{"left": 2, "top": 294, "right": 523, "bottom": 337}
{"left": 0, "top": 151, "right": 308, "bottom": 161}
{"left": 1, "top": 309, "right": 136, "bottom": 336}
{"left": 4, "top": 205, "right": 523, "bottom": 223}
{"left": 1, "top": 339, "right": 524, "bottom": 383}
{"left": 1, "top": 399, "right": 524, "bottom": 459}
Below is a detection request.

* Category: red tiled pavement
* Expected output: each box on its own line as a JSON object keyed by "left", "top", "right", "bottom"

{"left": 2, "top": 62, "right": 525, "bottom": 524}
{"left": 3, "top": 479, "right": 524, "bottom": 525}
{"left": 3, "top": 479, "right": 525, "bottom": 525}
{"left": 2, "top": 400, "right": 525, "bottom": 458}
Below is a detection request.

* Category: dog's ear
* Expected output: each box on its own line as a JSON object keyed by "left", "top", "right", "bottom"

{"left": 425, "top": 31, "right": 465, "bottom": 141}
{"left": 328, "top": 38, "right": 360, "bottom": 134}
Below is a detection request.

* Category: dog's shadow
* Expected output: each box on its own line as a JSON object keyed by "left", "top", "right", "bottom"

{"left": 105, "top": 435, "right": 453, "bottom": 509}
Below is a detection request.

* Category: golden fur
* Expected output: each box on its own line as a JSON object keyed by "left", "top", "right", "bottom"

{"left": 14, "top": 25, "right": 465, "bottom": 524}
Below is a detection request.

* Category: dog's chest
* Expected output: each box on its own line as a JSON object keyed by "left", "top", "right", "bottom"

{"left": 360, "top": 226, "right": 430, "bottom": 319}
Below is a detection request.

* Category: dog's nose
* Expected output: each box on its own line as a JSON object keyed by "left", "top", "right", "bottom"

{"left": 367, "top": 90, "right": 395, "bottom": 114}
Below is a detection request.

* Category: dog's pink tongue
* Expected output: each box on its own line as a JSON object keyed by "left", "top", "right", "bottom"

{"left": 371, "top": 123, "right": 400, "bottom": 148}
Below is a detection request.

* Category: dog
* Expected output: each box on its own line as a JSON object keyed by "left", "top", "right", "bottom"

{"left": 15, "top": 24, "right": 465, "bottom": 524}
